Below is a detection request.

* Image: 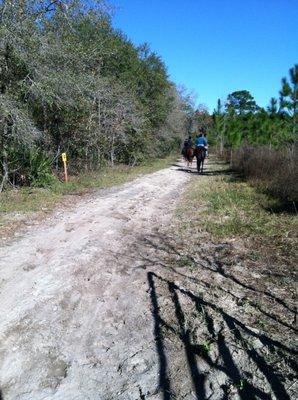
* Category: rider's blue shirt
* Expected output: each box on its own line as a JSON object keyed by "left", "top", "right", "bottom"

{"left": 195, "top": 137, "right": 207, "bottom": 147}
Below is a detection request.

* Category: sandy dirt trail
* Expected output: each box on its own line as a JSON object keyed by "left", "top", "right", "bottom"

{"left": 0, "top": 163, "right": 191, "bottom": 400}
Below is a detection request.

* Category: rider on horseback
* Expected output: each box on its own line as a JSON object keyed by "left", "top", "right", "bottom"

{"left": 182, "top": 135, "right": 193, "bottom": 156}
{"left": 195, "top": 133, "right": 207, "bottom": 156}
{"left": 194, "top": 132, "right": 207, "bottom": 173}
{"left": 204, "top": 133, "right": 209, "bottom": 157}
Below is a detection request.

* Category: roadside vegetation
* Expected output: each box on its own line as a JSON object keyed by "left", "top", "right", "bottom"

{"left": 210, "top": 64, "right": 297, "bottom": 206}
{"left": 176, "top": 161, "right": 297, "bottom": 267}
{"left": 0, "top": 0, "right": 193, "bottom": 191}
{"left": 229, "top": 146, "right": 297, "bottom": 205}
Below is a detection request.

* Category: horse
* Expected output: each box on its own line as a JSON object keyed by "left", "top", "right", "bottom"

{"left": 183, "top": 147, "right": 195, "bottom": 169}
{"left": 194, "top": 146, "right": 206, "bottom": 173}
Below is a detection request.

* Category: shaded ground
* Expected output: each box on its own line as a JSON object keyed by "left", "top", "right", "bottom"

{"left": 0, "top": 159, "right": 297, "bottom": 399}
{"left": 131, "top": 233, "right": 297, "bottom": 399}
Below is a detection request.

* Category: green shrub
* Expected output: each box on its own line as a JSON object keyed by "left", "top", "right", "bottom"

{"left": 27, "top": 150, "right": 57, "bottom": 187}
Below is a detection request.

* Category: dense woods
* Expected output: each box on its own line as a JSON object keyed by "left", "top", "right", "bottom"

{"left": 0, "top": 0, "right": 192, "bottom": 190}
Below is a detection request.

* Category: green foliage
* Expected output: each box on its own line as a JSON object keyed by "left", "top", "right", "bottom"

{"left": 226, "top": 90, "right": 259, "bottom": 115}
{"left": 280, "top": 64, "right": 298, "bottom": 135}
{"left": 27, "top": 150, "right": 57, "bottom": 187}
{"left": 234, "top": 379, "right": 246, "bottom": 391}
{"left": 0, "top": 0, "right": 192, "bottom": 189}
{"left": 201, "top": 340, "right": 212, "bottom": 354}
{"left": 212, "top": 65, "right": 297, "bottom": 150}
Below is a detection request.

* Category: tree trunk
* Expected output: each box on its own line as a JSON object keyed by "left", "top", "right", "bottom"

{"left": 0, "top": 158, "right": 8, "bottom": 192}
{"left": 110, "top": 148, "right": 114, "bottom": 166}
{"left": 85, "top": 148, "right": 88, "bottom": 171}
{"left": 0, "top": 119, "right": 8, "bottom": 192}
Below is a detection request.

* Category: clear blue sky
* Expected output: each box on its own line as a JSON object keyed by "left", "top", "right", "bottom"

{"left": 110, "top": 0, "right": 298, "bottom": 112}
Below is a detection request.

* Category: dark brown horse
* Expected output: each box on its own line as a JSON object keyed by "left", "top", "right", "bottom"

{"left": 194, "top": 147, "right": 206, "bottom": 173}
{"left": 183, "top": 147, "right": 195, "bottom": 168}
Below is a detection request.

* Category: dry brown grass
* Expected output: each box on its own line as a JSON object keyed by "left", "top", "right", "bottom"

{"left": 229, "top": 145, "right": 298, "bottom": 205}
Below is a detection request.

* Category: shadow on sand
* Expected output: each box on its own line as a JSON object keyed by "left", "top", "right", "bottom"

{"left": 114, "top": 229, "right": 297, "bottom": 399}
{"left": 148, "top": 270, "right": 296, "bottom": 399}
{"left": 175, "top": 166, "right": 231, "bottom": 176}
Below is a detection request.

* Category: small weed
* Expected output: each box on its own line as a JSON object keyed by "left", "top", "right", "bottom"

{"left": 198, "top": 340, "right": 212, "bottom": 356}
{"left": 177, "top": 255, "right": 194, "bottom": 268}
{"left": 257, "top": 319, "right": 267, "bottom": 330}
{"left": 234, "top": 379, "right": 246, "bottom": 391}
{"left": 249, "top": 251, "right": 261, "bottom": 261}
{"left": 202, "top": 340, "right": 211, "bottom": 353}
{"left": 237, "top": 297, "right": 250, "bottom": 307}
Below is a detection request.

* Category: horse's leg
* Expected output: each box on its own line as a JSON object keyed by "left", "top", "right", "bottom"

{"left": 203, "top": 155, "right": 206, "bottom": 173}
{"left": 197, "top": 157, "right": 200, "bottom": 173}
{"left": 199, "top": 156, "right": 204, "bottom": 173}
